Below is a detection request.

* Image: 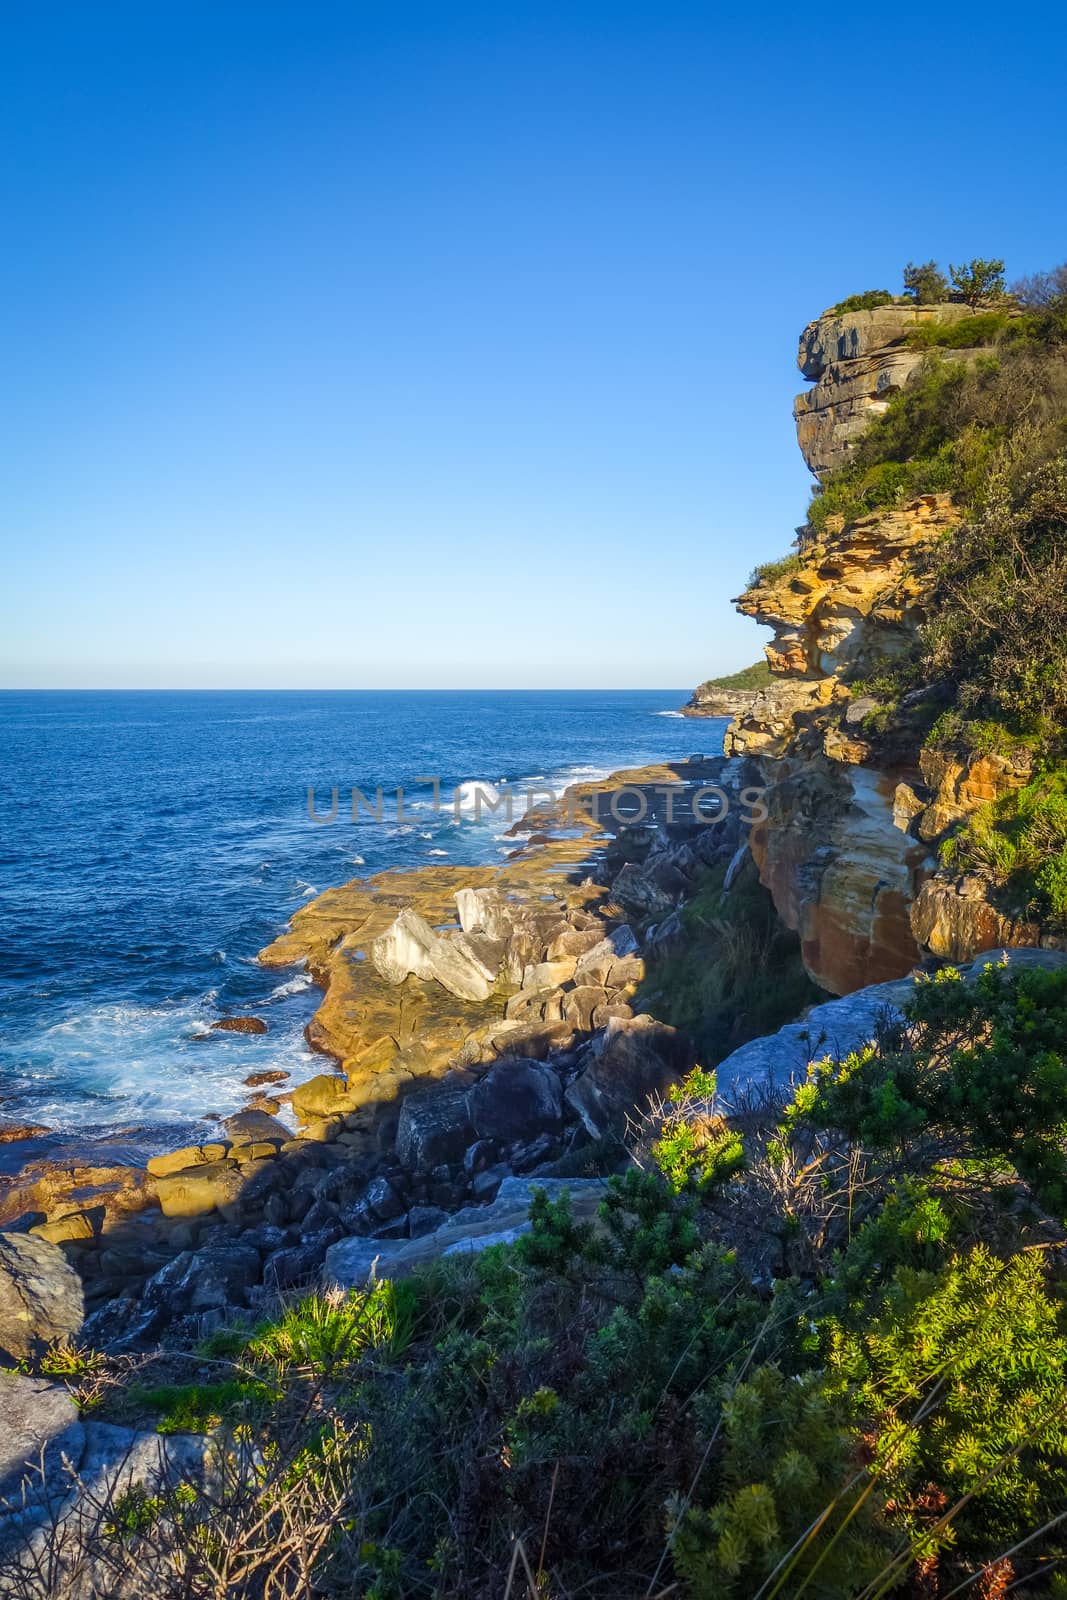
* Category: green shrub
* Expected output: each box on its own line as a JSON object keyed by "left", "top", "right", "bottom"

{"left": 747, "top": 551, "right": 803, "bottom": 587}
{"left": 696, "top": 659, "right": 773, "bottom": 693}
{"left": 940, "top": 767, "right": 1067, "bottom": 920}
{"left": 823, "top": 1246, "right": 1067, "bottom": 1556}
{"left": 244, "top": 1281, "right": 416, "bottom": 1374}
{"left": 794, "top": 961, "right": 1067, "bottom": 1219}
{"left": 828, "top": 289, "right": 896, "bottom": 315}
{"left": 905, "top": 309, "right": 1012, "bottom": 348}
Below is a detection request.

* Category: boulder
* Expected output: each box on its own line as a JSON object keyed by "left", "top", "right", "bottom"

{"left": 0, "top": 1373, "right": 82, "bottom": 1511}
{"left": 566, "top": 1015, "right": 695, "bottom": 1137}
{"left": 714, "top": 947, "right": 1067, "bottom": 1100}
{"left": 0, "top": 1233, "right": 84, "bottom": 1363}
{"left": 243, "top": 1069, "right": 290, "bottom": 1088}
{"left": 211, "top": 1016, "right": 268, "bottom": 1034}
{"left": 395, "top": 1090, "right": 473, "bottom": 1171}
{"left": 222, "top": 1109, "right": 290, "bottom": 1146}
{"left": 611, "top": 862, "right": 677, "bottom": 918}
{"left": 290, "top": 1073, "right": 359, "bottom": 1124}
{"left": 151, "top": 1160, "right": 245, "bottom": 1220}
{"left": 29, "top": 1211, "right": 98, "bottom": 1246}
{"left": 455, "top": 886, "right": 513, "bottom": 940}
{"left": 467, "top": 1059, "right": 563, "bottom": 1143}
{"left": 146, "top": 1143, "right": 230, "bottom": 1179}
{"left": 371, "top": 908, "right": 496, "bottom": 1001}
{"left": 362, "top": 1175, "right": 405, "bottom": 1223}
{"left": 156, "top": 1242, "right": 263, "bottom": 1313}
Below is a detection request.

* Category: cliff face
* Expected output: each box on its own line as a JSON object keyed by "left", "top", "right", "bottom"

{"left": 721, "top": 305, "right": 1039, "bottom": 995}
{"left": 794, "top": 302, "right": 980, "bottom": 476}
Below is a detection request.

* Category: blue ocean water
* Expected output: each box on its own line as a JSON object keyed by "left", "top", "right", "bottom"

{"left": 0, "top": 690, "right": 721, "bottom": 1159}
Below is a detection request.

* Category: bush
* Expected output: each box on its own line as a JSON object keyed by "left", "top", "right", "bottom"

{"left": 696, "top": 659, "right": 773, "bottom": 693}
{"left": 747, "top": 550, "right": 802, "bottom": 587}
{"left": 829, "top": 289, "right": 896, "bottom": 315}
{"left": 795, "top": 960, "right": 1067, "bottom": 1218}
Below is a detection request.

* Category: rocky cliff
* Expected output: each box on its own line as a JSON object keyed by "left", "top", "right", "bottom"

{"left": 794, "top": 302, "right": 982, "bottom": 476}
{"left": 719, "top": 303, "right": 1045, "bottom": 994}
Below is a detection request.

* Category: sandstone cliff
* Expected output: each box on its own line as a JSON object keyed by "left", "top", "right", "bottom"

{"left": 720, "top": 304, "right": 1044, "bottom": 993}
{"left": 794, "top": 302, "right": 982, "bottom": 477}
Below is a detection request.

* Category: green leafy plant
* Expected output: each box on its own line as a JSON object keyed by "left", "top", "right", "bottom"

{"left": 902, "top": 260, "right": 949, "bottom": 304}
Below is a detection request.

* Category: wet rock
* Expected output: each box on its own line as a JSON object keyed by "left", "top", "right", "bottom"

{"left": 211, "top": 1016, "right": 268, "bottom": 1034}
{"left": 0, "top": 1234, "right": 84, "bottom": 1363}
{"left": 222, "top": 1109, "right": 290, "bottom": 1146}
{"left": 468, "top": 1059, "right": 563, "bottom": 1143}
{"left": 0, "top": 1123, "right": 50, "bottom": 1144}
{"left": 243, "top": 1069, "right": 290, "bottom": 1088}
{"left": 395, "top": 1090, "right": 473, "bottom": 1171}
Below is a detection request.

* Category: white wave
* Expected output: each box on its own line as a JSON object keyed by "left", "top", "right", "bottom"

{"left": 654, "top": 710, "right": 684, "bottom": 718}
{"left": 452, "top": 780, "right": 505, "bottom": 811}
{"left": 419, "top": 831, "right": 433, "bottom": 840}
{"left": 428, "top": 848, "right": 449, "bottom": 857}
{"left": 348, "top": 855, "right": 365, "bottom": 866}
{"left": 268, "top": 973, "right": 314, "bottom": 1000}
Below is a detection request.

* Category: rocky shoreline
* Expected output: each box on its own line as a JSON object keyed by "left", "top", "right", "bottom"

{"left": 0, "top": 755, "right": 761, "bottom": 1364}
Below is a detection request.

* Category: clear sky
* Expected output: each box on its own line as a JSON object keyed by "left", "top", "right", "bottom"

{"left": 3, "top": 1, "right": 1065, "bottom": 689}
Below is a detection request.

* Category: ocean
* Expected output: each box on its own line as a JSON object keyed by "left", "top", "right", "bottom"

{"left": 0, "top": 690, "right": 723, "bottom": 1165}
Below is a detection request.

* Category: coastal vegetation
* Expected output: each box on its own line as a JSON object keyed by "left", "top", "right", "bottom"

{"left": 17, "top": 960, "right": 1067, "bottom": 1598}
{"left": 694, "top": 660, "right": 772, "bottom": 694}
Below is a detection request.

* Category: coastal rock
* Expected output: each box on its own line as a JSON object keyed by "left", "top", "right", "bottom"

{"left": 794, "top": 303, "right": 985, "bottom": 477}
{"left": 222, "top": 1109, "right": 290, "bottom": 1146}
{"left": 566, "top": 1015, "right": 695, "bottom": 1137}
{"left": 0, "top": 1124, "right": 50, "bottom": 1144}
{"left": 324, "top": 1177, "right": 605, "bottom": 1289}
{"left": 146, "top": 1143, "right": 230, "bottom": 1179}
{"left": 395, "top": 1090, "right": 473, "bottom": 1171}
{"left": 455, "top": 886, "right": 513, "bottom": 940}
{"left": 151, "top": 1159, "right": 245, "bottom": 1220}
{"left": 371, "top": 908, "right": 498, "bottom": 1002}
{"left": 0, "top": 1233, "right": 84, "bottom": 1363}
{"left": 467, "top": 1059, "right": 563, "bottom": 1142}
{"left": 715, "top": 946, "right": 1067, "bottom": 1100}
{"left": 211, "top": 1015, "right": 268, "bottom": 1034}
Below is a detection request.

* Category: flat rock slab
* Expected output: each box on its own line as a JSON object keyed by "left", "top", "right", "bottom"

{"left": 715, "top": 947, "right": 1067, "bottom": 1100}
{"left": 323, "top": 1177, "right": 606, "bottom": 1288}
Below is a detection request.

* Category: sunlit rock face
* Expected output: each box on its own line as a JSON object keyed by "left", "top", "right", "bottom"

{"left": 716, "top": 304, "right": 1037, "bottom": 994}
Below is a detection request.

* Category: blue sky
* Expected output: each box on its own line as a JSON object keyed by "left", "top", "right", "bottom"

{"left": 3, "top": 1, "right": 1065, "bottom": 689}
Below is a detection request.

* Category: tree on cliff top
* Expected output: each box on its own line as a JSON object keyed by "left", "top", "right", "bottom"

{"left": 902, "top": 259, "right": 949, "bottom": 304}
{"left": 950, "top": 256, "right": 1006, "bottom": 307}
